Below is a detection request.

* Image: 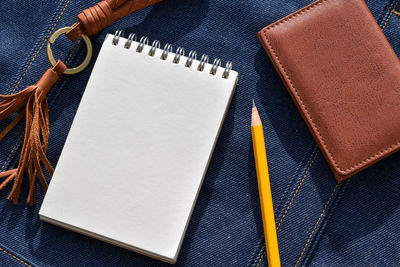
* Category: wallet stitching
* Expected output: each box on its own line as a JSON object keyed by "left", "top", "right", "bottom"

{"left": 262, "top": 0, "right": 400, "bottom": 175}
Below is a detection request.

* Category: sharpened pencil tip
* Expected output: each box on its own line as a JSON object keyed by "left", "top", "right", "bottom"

{"left": 251, "top": 100, "right": 262, "bottom": 126}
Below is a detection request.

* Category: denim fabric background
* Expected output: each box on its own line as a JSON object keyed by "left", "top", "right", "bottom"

{"left": 0, "top": 0, "right": 400, "bottom": 266}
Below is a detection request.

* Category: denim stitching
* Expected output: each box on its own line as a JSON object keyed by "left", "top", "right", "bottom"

{"left": 255, "top": 148, "right": 319, "bottom": 267}
{"left": 377, "top": 0, "right": 396, "bottom": 27}
{"left": 47, "top": 42, "right": 84, "bottom": 109}
{"left": 10, "top": 0, "right": 71, "bottom": 94}
{"left": 0, "top": 0, "right": 72, "bottom": 168}
{"left": 0, "top": 134, "right": 24, "bottom": 172}
{"left": 255, "top": 246, "right": 266, "bottom": 267}
{"left": 392, "top": 9, "right": 400, "bottom": 18}
{"left": 382, "top": 0, "right": 399, "bottom": 30}
{"left": 0, "top": 246, "right": 31, "bottom": 267}
{"left": 0, "top": 1, "right": 75, "bottom": 264}
{"left": 65, "top": 39, "right": 82, "bottom": 64}
{"left": 302, "top": 180, "right": 350, "bottom": 266}
{"left": 0, "top": 40, "right": 82, "bottom": 267}
{"left": 249, "top": 143, "right": 316, "bottom": 266}
{"left": 1, "top": 0, "right": 72, "bottom": 172}
{"left": 294, "top": 183, "right": 340, "bottom": 267}
{"left": 3, "top": 36, "right": 82, "bottom": 173}
{"left": 276, "top": 149, "right": 319, "bottom": 229}
{"left": 274, "top": 143, "right": 316, "bottom": 219}
{"left": 262, "top": 0, "right": 400, "bottom": 176}
{"left": 5, "top": 0, "right": 69, "bottom": 95}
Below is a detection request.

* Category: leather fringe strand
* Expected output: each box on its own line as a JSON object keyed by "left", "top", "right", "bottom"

{"left": 0, "top": 61, "right": 66, "bottom": 205}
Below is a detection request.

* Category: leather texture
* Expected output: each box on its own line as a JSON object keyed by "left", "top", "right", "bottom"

{"left": 0, "top": 60, "right": 66, "bottom": 205}
{"left": 66, "top": 0, "right": 163, "bottom": 41}
{"left": 257, "top": 0, "right": 400, "bottom": 181}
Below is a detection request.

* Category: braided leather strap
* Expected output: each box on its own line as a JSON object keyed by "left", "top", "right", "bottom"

{"left": 66, "top": 0, "right": 163, "bottom": 41}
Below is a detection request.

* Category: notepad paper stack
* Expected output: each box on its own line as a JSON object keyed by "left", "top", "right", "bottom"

{"left": 39, "top": 32, "right": 238, "bottom": 263}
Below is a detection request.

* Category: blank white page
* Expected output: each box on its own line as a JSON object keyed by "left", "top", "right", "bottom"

{"left": 39, "top": 33, "right": 238, "bottom": 263}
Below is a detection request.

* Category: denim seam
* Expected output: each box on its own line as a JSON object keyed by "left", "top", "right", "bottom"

{"left": 0, "top": 0, "right": 71, "bottom": 172}
{"left": 0, "top": 41, "right": 81, "bottom": 267}
{"left": 0, "top": 246, "right": 32, "bottom": 267}
{"left": 0, "top": 11, "right": 82, "bottom": 267}
{"left": 247, "top": 142, "right": 313, "bottom": 266}
{"left": 276, "top": 149, "right": 319, "bottom": 229}
{"left": 64, "top": 39, "right": 82, "bottom": 65}
{"left": 302, "top": 179, "right": 351, "bottom": 266}
{"left": 392, "top": 9, "right": 400, "bottom": 18}
{"left": 294, "top": 182, "right": 341, "bottom": 267}
{"left": 274, "top": 143, "right": 317, "bottom": 219}
{"left": 254, "top": 148, "right": 319, "bottom": 267}
{"left": 382, "top": 0, "right": 399, "bottom": 30}
{"left": 10, "top": 0, "right": 71, "bottom": 94}
{"left": 377, "top": 0, "right": 395, "bottom": 27}
{"left": 0, "top": 134, "right": 24, "bottom": 172}
{"left": 4, "top": 38, "right": 83, "bottom": 173}
{"left": 249, "top": 143, "right": 317, "bottom": 266}
{"left": 47, "top": 41, "right": 85, "bottom": 111}
{"left": 6, "top": 0, "right": 70, "bottom": 94}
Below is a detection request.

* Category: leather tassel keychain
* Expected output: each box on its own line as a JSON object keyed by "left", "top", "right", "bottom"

{"left": 0, "top": 0, "right": 163, "bottom": 205}
{"left": 0, "top": 62, "right": 66, "bottom": 206}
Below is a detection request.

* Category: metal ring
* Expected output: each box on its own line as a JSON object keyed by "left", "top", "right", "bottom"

{"left": 223, "top": 61, "right": 232, "bottom": 79}
{"left": 197, "top": 54, "right": 209, "bottom": 72}
{"left": 124, "top": 33, "right": 137, "bottom": 49}
{"left": 185, "top": 50, "right": 197, "bottom": 67}
{"left": 173, "top": 47, "right": 185, "bottom": 64}
{"left": 210, "top": 58, "right": 221, "bottom": 75}
{"left": 148, "top": 40, "right": 160, "bottom": 56}
{"left": 161, "top": 43, "right": 173, "bottom": 60}
{"left": 47, "top": 26, "right": 93, "bottom": 75}
{"left": 136, "top": 36, "right": 149, "bottom": 53}
{"left": 112, "top": 30, "right": 124, "bottom": 45}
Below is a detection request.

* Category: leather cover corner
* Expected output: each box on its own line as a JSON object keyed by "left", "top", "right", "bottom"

{"left": 258, "top": 0, "right": 400, "bottom": 181}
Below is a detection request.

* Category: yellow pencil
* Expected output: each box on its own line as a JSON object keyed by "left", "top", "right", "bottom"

{"left": 251, "top": 99, "right": 281, "bottom": 267}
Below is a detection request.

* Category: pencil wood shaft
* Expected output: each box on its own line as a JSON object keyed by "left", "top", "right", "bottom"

{"left": 251, "top": 105, "right": 281, "bottom": 267}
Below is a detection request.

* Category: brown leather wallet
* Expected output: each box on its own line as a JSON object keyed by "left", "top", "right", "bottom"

{"left": 257, "top": 0, "right": 400, "bottom": 181}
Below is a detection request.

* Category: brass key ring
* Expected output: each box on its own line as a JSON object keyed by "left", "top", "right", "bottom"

{"left": 47, "top": 27, "right": 92, "bottom": 75}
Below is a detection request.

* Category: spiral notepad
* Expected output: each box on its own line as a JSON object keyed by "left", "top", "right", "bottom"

{"left": 39, "top": 31, "right": 238, "bottom": 263}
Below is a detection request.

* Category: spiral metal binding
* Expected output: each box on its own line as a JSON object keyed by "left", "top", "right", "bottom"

{"left": 112, "top": 30, "right": 124, "bottom": 45}
{"left": 210, "top": 58, "right": 221, "bottom": 75}
{"left": 198, "top": 54, "right": 209, "bottom": 72}
{"left": 124, "top": 33, "right": 137, "bottom": 49}
{"left": 173, "top": 47, "right": 185, "bottom": 64}
{"left": 186, "top": 50, "right": 197, "bottom": 67}
{"left": 137, "top": 36, "right": 149, "bottom": 53}
{"left": 161, "top": 43, "right": 173, "bottom": 60}
{"left": 149, "top": 40, "right": 160, "bottom": 56}
{"left": 112, "top": 31, "right": 232, "bottom": 78}
{"left": 223, "top": 61, "right": 232, "bottom": 79}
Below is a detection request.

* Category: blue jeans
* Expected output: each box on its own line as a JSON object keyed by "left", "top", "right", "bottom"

{"left": 0, "top": 0, "right": 399, "bottom": 266}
